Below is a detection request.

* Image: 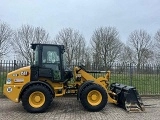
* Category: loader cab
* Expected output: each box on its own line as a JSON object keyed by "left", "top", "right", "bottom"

{"left": 31, "top": 43, "right": 72, "bottom": 82}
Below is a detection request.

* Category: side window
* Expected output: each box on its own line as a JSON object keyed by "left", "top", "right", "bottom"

{"left": 33, "top": 45, "right": 39, "bottom": 65}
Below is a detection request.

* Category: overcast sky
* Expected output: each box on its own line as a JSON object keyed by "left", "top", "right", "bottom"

{"left": 0, "top": 0, "right": 160, "bottom": 44}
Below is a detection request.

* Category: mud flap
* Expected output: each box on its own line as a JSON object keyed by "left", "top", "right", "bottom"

{"left": 110, "top": 83, "right": 145, "bottom": 112}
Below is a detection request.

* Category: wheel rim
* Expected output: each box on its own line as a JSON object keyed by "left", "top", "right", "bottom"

{"left": 87, "top": 90, "right": 102, "bottom": 106}
{"left": 29, "top": 91, "right": 45, "bottom": 108}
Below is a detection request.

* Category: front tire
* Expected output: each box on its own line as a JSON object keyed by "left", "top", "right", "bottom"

{"left": 22, "top": 84, "right": 53, "bottom": 113}
{"left": 80, "top": 84, "right": 108, "bottom": 112}
{"left": 77, "top": 81, "right": 93, "bottom": 100}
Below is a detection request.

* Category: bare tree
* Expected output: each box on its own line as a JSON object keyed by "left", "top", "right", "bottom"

{"left": 0, "top": 21, "right": 12, "bottom": 59}
{"left": 12, "top": 25, "right": 49, "bottom": 63}
{"left": 154, "top": 29, "right": 160, "bottom": 47}
{"left": 154, "top": 30, "right": 160, "bottom": 64}
{"left": 91, "top": 27, "right": 123, "bottom": 69}
{"left": 127, "top": 30, "right": 153, "bottom": 69}
{"left": 54, "top": 28, "right": 86, "bottom": 65}
{"left": 83, "top": 46, "right": 93, "bottom": 69}
{"left": 119, "top": 44, "right": 134, "bottom": 63}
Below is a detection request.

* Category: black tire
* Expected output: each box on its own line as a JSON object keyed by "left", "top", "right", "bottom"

{"left": 77, "top": 81, "right": 93, "bottom": 100}
{"left": 80, "top": 84, "right": 108, "bottom": 112}
{"left": 22, "top": 84, "right": 53, "bottom": 113}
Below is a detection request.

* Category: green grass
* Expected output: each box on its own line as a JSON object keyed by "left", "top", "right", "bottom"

{"left": 110, "top": 74, "right": 160, "bottom": 95}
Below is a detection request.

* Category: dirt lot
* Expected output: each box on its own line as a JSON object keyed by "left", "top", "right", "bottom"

{"left": 0, "top": 96, "right": 160, "bottom": 120}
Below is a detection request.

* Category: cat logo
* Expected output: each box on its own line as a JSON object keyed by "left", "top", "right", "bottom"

{"left": 20, "top": 71, "right": 28, "bottom": 76}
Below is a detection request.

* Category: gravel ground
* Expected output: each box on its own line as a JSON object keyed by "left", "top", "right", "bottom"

{"left": 0, "top": 96, "right": 160, "bottom": 120}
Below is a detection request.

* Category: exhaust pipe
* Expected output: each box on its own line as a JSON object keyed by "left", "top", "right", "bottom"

{"left": 110, "top": 83, "right": 145, "bottom": 112}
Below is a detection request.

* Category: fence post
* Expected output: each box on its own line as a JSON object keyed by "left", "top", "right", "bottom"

{"left": 14, "top": 60, "right": 17, "bottom": 70}
{"left": 129, "top": 63, "right": 133, "bottom": 86}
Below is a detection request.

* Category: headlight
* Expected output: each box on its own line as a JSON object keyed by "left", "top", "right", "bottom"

{"left": 6, "top": 78, "right": 11, "bottom": 84}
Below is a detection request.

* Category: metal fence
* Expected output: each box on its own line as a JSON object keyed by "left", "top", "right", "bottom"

{"left": 0, "top": 60, "right": 29, "bottom": 95}
{"left": 0, "top": 60, "right": 160, "bottom": 96}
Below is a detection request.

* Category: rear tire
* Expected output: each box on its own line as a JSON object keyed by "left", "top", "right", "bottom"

{"left": 22, "top": 84, "right": 53, "bottom": 113}
{"left": 80, "top": 84, "right": 107, "bottom": 112}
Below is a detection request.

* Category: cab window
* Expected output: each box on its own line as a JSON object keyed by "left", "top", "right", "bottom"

{"left": 42, "top": 46, "right": 60, "bottom": 64}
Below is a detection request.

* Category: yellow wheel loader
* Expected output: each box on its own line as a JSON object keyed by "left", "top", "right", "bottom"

{"left": 3, "top": 44, "right": 144, "bottom": 113}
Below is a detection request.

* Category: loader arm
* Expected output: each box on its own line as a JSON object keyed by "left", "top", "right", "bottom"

{"left": 73, "top": 66, "right": 117, "bottom": 104}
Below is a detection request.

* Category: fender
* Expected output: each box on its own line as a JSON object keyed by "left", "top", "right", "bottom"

{"left": 77, "top": 80, "right": 94, "bottom": 100}
{"left": 19, "top": 81, "right": 54, "bottom": 100}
